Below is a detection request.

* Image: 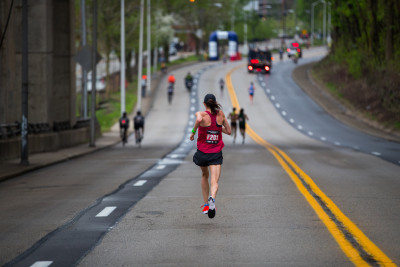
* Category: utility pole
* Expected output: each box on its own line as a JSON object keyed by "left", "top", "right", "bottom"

{"left": 121, "top": 0, "right": 126, "bottom": 115}
{"left": 21, "top": 0, "right": 29, "bottom": 165}
{"left": 90, "top": 0, "right": 97, "bottom": 147}
{"left": 146, "top": 0, "right": 151, "bottom": 96}
{"left": 137, "top": 0, "right": 144, "bottom": 112}
{"left": 81, "top": 0, "right": 88, "bottom": 118}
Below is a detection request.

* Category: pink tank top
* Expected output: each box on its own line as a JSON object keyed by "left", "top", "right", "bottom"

{"left": 197, "top": 111, "right": 224, "bottom": 153}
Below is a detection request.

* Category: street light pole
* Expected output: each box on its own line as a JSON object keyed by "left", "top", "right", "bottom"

{"left": 322, "top": 0, "right": 326, "bottom": 45}
{"left": 137, "top": 0, "right": 144, "bottom": 112}
{"left": 120, "top": 0, "right": 126, "bottom": 115}
{"left": 146, "top": 0, "right": 151, "bottom": 96}
{"left": 90, "top": 0, "right": 97, "bottom": 147}
{"left": 81, "top": 0, "right": 88, "bottom": 118}
{"left": 21, "top": 0, "right": 29, "bottom": 165}
{"left": 327, "top": 2, "right": 331, "bottom": 45}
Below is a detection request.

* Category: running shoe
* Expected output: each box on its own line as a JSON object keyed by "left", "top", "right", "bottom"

{"left": 208, "top": 196, "right": 216, "bottom": 219}
{"left": 201, "top": 203, "right": 209, "bottom": 214}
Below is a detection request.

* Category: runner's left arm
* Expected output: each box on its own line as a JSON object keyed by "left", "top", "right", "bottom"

{"left": 190, "top": 112, "right": 203, "bottom": 141}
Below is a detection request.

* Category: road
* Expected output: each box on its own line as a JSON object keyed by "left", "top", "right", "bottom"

{"left": 1, "top": 48, "right": 399, "bottom": 266}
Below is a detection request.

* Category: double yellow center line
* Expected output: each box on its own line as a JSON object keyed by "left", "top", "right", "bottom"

{"left": 225, "top": 65, "right": 396, "bottom": 266}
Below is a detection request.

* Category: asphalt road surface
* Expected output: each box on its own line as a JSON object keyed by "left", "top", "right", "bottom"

{"left": 1, "top": 48, "right": 399, "bottom": 266}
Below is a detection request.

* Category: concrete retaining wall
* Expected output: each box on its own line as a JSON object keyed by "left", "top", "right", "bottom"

{"left": 0, "top": 125, "right": 100, "bottom": 161}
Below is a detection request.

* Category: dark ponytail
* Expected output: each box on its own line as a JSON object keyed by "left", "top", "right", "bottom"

{"left": 205, "top": 99, "right": 222, "bottom": 114}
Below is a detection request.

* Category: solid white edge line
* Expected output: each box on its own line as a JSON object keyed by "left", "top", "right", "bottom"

{"left": 95, "top": 206, "right": 117, "bottom": 217}
{"left": 30, "top": 261, "right": 53, "bottom": 267}
{"left": 156, "top": 165, "right": 166, "bottom": 170}
{"left": 134, "top": 180, "right": 147, "bottom": 186}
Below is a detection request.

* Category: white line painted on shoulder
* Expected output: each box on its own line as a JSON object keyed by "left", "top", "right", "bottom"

{"left": 281, "top": 111, "right": 287, "bottom": 116}
{"left": 275, "top": 103, "right": 280, "bottom": 108}
{"left": 271, "top": 96, "right": 276, "bottom": 101}
{"left": 31, "top": 262, "right": 53, "bottom": 267}
{"left": 371, "top": 152, "right": 381, "bottom": 156}
{"left": 321, "top": 137, "right": 327, "bottom": 141}
{"left": 134, "top": 180, "right": 147, "bottom": 186}
{"left": 156, "top": 165, "right": 166, "bottom": 170}
{"left": 308, "top": 131, "right": 313, "bottom": 136}
{"left": 96, "top": 207, "right": 117, "bottom": 217}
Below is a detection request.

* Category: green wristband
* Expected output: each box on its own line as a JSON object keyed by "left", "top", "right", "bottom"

{"left": 192, "top": 128, "right": 196, "bottom": 134}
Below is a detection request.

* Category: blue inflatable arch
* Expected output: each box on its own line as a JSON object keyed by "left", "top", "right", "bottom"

{"left": 208, "top": 31, "right": 241, "bottom": 61}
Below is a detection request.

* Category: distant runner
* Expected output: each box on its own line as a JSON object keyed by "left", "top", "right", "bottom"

{"left": 190, "top": 94, "right": 231, "bottom": 219}
{"left": 219, "top": 78, "right": 225, "bottom": 97}
{"left": 248, "top": 82, "right": 255, "bottom": 104}
{"left": 238, "top": 108, "right": 249, "bottom": 144}
{"left": 227, "top": 107, "right": 238, "bottom": 144}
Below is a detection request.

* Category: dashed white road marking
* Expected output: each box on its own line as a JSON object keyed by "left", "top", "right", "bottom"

{"left": 156, "top": 164, "right": 166, "bottom": 170}
{"left": 170, "top": 154, "right": 179, "bottom": 158}
{"left": 372, "top": 152, "right": 381, "bottom": 156}
{"left": 275, "top": 103, "right": 280, "bottom": 108}
{"left": 96, "top": 207, "right": 117, "bottom": 217}
{"left": 297, "top": 125, "right": 303, "bottom": 130}
{"left": 308, "top": 131, "right": 313, "bottom": 136}
{"left": 190, "top": 107, "right": 195, "bottom": 111}
{"left": 334, "top": 142, "right": 341, "bottom": 146}
{"left": 134, "top": 180, "right": 147, "bottom": 186}
{"left": 271, "top": 96, "right": 276, "bottom": 101}
{"left": 191, "top": 98, "right": 196, "bottom": 103}
{"left": 266, "top": 88, "right": 271, "bottom": 94}
{"left": 281, "top": 111, "right": 287, "bottom": 116}
{"left": 321, "top": 137, "right": 327, "bottom": 141}
{"left": 289, "top": 118, "right": 295, "bottom": 124}
{"left": 31, "top": 262, "right": 53, "bottom": 267}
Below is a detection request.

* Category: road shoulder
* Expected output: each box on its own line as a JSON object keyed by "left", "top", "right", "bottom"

{"left": 292, "top": 62, "right": 400, "bottom": 143}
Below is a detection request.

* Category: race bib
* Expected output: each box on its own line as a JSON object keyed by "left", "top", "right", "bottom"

{"left": 206, "top": 130, "right": 219, "bottom": 144}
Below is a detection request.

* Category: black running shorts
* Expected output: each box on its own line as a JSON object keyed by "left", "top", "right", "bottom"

{"left": 193, "top": 149, "right": 223, "bottom": 167}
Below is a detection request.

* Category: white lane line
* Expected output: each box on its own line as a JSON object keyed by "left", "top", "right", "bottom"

{"left": 281, "top": 111, "right": 287, "bottom": 116}
{"left": 334, "top": 142, "right": 341, "bottom": 146}
{"left": 308, "top": 131, "right": 313, "bottom": 136}
{"left": 96, "top": 207, "right": 117, "bottom": 217}
{"left": 297, "top": 125, "right": 303, "bottom": 130}
{"left": 134, "top": 180, "right": 147, "bottom": 186}
{"left": 275, "top": 103, "right": 280, "bottom": 108}
{"left": 321, "top": 137, "right": 327, "bottom": 141}
{"left": 289, "top": 118, "right": 295, "bottom": 124}
{"left": 372, "top": 152, "right": 381, "bottom": 156}
{"left": 261, "top": 82, "right": 266, "bottom": 87}
{"left": 271, "top": 96, "right": 276, "bottom": 101}
{"left": 191, "top": 98, "right": 196, "bottom": 103}
{"left": 266, "top": 88, "right": 271, "bottom": 94}
{"left": 156, "top": 165, "right": 166, "bottom": 170}
{"left": 190, "top": 107, "right": 195, "bottom": 111}
{"left": 190, "top": 114, "right": 195, "bottom": 119}
{"left": 170, "top": 154, "right": 179, "bottom": 158}
{"left": 31, "top": 262, "right": 53, "bottom": 267}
